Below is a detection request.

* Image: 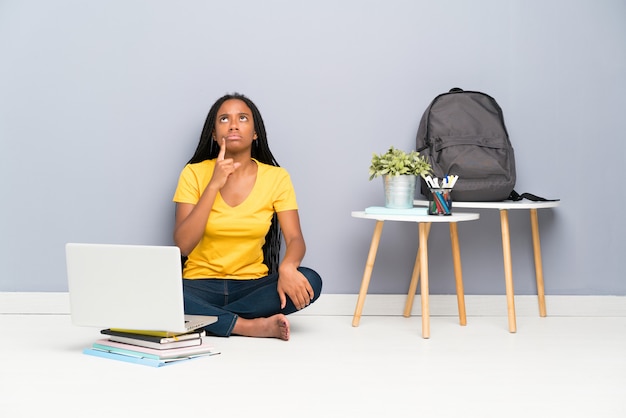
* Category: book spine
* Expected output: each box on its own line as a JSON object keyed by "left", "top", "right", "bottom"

{"left": 159, "top": 331, "right": 205, "bottom": 343}
{"left": 108, "top": 335, "right": 202, "bottom": 350}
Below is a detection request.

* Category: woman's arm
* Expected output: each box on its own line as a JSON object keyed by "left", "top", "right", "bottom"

{"left": 276, "top": 209, "right": 313, "bottom": 310}
{"left": 174, "top": 194, "right": 217, "bottom": 256}
{"left": 174, "top": 138, "right": 239, "bottom": 256}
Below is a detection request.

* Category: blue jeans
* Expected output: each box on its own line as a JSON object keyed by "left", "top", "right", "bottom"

{"left": 182, "top": 266, "right": 323, "bottom": 337}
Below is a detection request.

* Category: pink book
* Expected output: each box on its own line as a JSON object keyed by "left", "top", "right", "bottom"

{"left": 92, "top": 338, "right": 220, "bottom": 360}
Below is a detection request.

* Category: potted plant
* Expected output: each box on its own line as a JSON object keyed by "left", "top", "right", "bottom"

{"left": 369, "top": 146, "right": 432, "bottom": 209}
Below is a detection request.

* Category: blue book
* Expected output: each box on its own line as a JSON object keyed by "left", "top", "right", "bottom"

{"left": 83, "top": 348, "right": 196, "bottom": 368}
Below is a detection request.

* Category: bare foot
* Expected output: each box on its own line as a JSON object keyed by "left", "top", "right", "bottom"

{"left": 232, "top": 314, "right": 290, "bottom": 341}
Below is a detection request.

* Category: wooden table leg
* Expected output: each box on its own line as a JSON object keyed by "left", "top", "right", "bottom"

{"left": 352, "top": 221, "right": 385, "bottom": 327}
{"left": 404, "top": 223, "right": 432, "bottom": 317}
{"left": 419, "top": 222, "right": 430, "bottom": 338}
{"left": 530, "top": 208, "right": 547, "bottom": 317}
{"left": 449, "top": 222, "right": 467, "bottom": 326}
{"left": 499, "top": 209, "right": 517, "bottom": 333}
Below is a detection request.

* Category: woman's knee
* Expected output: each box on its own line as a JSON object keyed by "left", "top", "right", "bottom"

{"left": 299, "top": 266, "right": 323, "bottom": 301}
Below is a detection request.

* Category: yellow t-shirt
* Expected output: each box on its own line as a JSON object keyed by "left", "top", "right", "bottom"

{"left": 172, "top": 159, "right": 298, "bottom": 280}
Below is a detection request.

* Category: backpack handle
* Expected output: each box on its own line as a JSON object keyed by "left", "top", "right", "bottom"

{"left": 449, "top": 87, "right": 464, "bottom": 93}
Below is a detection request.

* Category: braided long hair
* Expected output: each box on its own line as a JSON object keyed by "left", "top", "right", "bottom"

{"left": 187, "top": 93, "right": 282, "bottom": 274}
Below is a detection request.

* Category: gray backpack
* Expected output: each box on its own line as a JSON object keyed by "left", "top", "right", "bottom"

{"left": 415, "top": 88, "right": 516, "bottom": 201}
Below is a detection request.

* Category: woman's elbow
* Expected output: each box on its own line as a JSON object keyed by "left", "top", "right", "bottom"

{"left": 173, "top": 233, "right": 193, "bottom": 257}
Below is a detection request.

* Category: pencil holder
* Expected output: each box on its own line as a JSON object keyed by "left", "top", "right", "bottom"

{"left": 428, "top": 188, "right": 452, "bottom": 215}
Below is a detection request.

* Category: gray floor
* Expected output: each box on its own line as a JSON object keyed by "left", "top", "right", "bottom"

{"left": 1, "top": 313, "right": 625, "bottom": 417}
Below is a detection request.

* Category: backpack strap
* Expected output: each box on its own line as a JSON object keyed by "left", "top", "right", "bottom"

{"left": 507, "top": 190, "right": 560, "bottom": 202}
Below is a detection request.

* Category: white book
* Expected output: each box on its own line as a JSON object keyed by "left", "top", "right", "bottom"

{"left": 107, "top": 334, "right": 203, "bottom": 350}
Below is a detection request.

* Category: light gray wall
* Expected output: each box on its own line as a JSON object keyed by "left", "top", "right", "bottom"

{"left": 1, "top": 0, "right": 625, "bottom": 295}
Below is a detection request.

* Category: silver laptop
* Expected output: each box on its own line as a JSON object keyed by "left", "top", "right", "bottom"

{"left": 66, "top": 243, "right": 217, "bottom": 334}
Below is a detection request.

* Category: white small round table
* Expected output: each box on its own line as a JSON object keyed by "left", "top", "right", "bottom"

{"left": 351, "top": 210, "right": 480, "bottom": 338}
{"left": 414, "top": 199, "right": 561, "bottom": 332}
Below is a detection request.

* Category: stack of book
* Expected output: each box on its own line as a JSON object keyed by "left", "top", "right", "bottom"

{"left": 83, "top": 328, "right": 220, "bottom": 367}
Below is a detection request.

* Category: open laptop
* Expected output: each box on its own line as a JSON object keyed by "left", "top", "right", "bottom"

{"left": 66, "top": 243, "right": 217, "bottom": 334}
